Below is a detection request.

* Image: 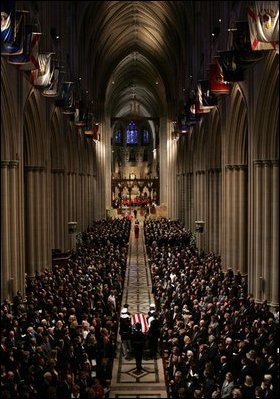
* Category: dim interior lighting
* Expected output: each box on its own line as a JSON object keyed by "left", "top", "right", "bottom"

{"left": 183, "top": 88, "right": 186, "bottom": 92}
{"left": 86, "top": 90, "right": 89, "bottom": 94}
{"left": 228, "top": 28, "right": 237, "bottom": 31}
{"left": 155, "top": 81, "right": 159, "bottom": 85}
{"left": 190, "top": 75, "right": 192, "bottom": 78}
{"left": 111, "top": 81, "right": 115, "bottom": 85}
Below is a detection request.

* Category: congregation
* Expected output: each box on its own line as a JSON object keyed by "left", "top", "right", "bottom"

{"left": 145, "top": 219, "right": 279, "bottom": 399}
{"left": 1, "top": 216, "right": 279, "bottom": 398}
{"left": 1, "top": 218, "right": 131, "bottom": 399}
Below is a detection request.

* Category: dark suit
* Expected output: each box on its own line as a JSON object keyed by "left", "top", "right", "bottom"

{"left": 132, "top": 329, "right": 145, "bottom": 371}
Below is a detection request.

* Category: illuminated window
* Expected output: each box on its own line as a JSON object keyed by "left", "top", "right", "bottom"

{"left": 126, "top": 121, "right": 138, "bottom": 144}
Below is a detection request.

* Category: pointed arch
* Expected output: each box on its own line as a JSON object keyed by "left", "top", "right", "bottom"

{"left": 227, "top": 84, "right": 248, "bottom": 165}
{"left": 50, "top": 109, "right": 65, "bottom": 169}
{"left": 254, "top": 53, "right": 279, "bottom": 160}
{"left": 1, "top": 60, "right": 17, "bottom": 160}
{"left": 23, "top": 90, "right": 45, "bottom": 166}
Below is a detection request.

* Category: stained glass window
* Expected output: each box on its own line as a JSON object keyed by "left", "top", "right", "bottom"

{"left": 126, "top": 121, "right": 138, "bottom": 144}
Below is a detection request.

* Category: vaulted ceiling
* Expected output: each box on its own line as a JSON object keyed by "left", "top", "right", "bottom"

{"left": 78, "top": 1, "right": 194, "bottom": 119}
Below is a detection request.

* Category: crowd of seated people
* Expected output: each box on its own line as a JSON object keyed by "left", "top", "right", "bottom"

{"left": 145, "top": 218, "right": 279, "bottom": 399}
{"left": 1, "top": 218, "right": 131, "bottom": 399}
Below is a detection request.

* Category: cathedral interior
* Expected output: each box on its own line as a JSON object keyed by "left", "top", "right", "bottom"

{"left": 1, "top": 1, "right": 279, "bottom": 398}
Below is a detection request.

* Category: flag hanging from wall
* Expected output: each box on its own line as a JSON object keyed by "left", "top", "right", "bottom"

{"left": 93, "top": 123, "right": 99, "bottom": 141}
{"left": 218, "top": 50, "right": 245, "bottom": 82}
{"left": 1, "top": 9, "right": 24, "bottom": 55}
{"left": 42, "top": 66, "right": 64, "bottom": 97}
{"left": 195, "top": 80, "right": 217, "bottom": 114}
{"left": 30, "top": 53, "right": 54, "bottom": 87}
{"left": 1, "top": 0, "right": 15, "bottom": 44}
{"left": 7, "top": 25, "right": 41, "bottom": 69}
{"left": 247, "top": 1, "right": 279, "bottom": 52}
{"left": 83, "top": 112, "right": 94, "bottom": 136}
{"left": 74, "top": 99, "right": 86, "bottom": 127}
{"left": 209, "top": 61, "right": 231, "bottom": 94}
{"left": 55, "top": 81, "right": 75, "bottom": 113}
{"left": 233, "top": 20, "right": 266, "bottom": 64}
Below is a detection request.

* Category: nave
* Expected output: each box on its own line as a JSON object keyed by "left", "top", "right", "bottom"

{"left": 109, "top": 218, "right": 167, "bottom": 398}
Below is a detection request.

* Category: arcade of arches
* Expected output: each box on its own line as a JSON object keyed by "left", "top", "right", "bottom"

{"left": 1, "top": 1, "right": 278, "bottom": 306}
{"left": 1, "top": 1, "right": 279, "bottom": 396}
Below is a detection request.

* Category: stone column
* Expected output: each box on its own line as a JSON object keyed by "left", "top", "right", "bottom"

{"left": 25, "top": 166, "right": 36, "bottom": 276}
{"left": 207, "top": 169, "right": 214, "bottom": 251}
{"left": 254, "top": 161, "right": 263, "bottom": 302}
{"left": 263, "top": 161, "right": 272, "bottom": 301}
{"left": 224, "top": 166, "right": 233, "bottom": 269}
{"left": 213, "top": 169, "right": 221, "bottom": 255}
{"left": 60, "top": 170, "right": 65, "bottom": 251}
{"left": 1, "top": 161, "right": 10, "bottom": 300}
{"left": 271, "top": 160, "right": 279, "bottom": 306}
{"left": 238, "top": 165, "right": 248, "bottom": 274}
{"left": 9, "top": 161, "right": 20, "bottom": 295}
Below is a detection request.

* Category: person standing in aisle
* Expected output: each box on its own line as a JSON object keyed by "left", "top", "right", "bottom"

{"left": 131, "top": 322, "right": 145, "bottom": 373}
{"left": 119, "top": 308, "right": 132, "bottom": 359}
{"left": 134, "top": 219, "right": 140, "bottom": 239}
{"left": 148, "top": 312, "right": 161, "bottom": 359}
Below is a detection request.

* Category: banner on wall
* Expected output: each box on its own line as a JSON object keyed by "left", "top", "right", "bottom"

{"left": 42, "top": 66, "right": 65, "bottom": 97}
{"left": 218, "top": 50, "right": 245, "bottom": 82}
{"left": 1, "top": 10, "right": 25, "bottom": 55}
{"left": 30, "top": 52, "right": 54, "bottom": 87}
{"left": 74, "top": 100, "right": 86, "bottom": 127}
{"left": 8, "top": 26, "right": 41, "bottom": 69}
{"left": 209, "top": 61, "right": 231, "bottom": 94}
{"left": 196, "top": 80, "right": 217, "bottom": 114}
{"left": 233, "top": 20, "right": 266, "bottom": 64}
{"left": 247, "top": 1, "right": 279, "bottom": 52}
{"left": 55, "top": 81, "right": 75, "bottom": 112}
{"left": 1, "top": 0, "right": 15, "bottom": 44}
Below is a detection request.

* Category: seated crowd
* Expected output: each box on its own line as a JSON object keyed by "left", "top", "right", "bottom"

{"left": 145, "top": 218, "right": 279, "bottom": 399}
{"left": 1, "top": 218, "right": 131, "bottom": 399}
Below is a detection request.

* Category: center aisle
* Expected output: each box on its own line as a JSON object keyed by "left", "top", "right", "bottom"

{"left": 109, "top": 218, "right": 168, "bottom": 398}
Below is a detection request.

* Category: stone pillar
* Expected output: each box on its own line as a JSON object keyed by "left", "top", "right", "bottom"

{"left": 60, "top": 171, "right": 65, "bottom": 251}
{"left": 224, "top": 166, "right": 234, "bottom": 269}
{"left": 263, "top": 161, "right": 272, "bottom": 301}
{"left": 238, "top": 165, "right": 248, "bottom": 274}
{"left": 25, "top": 166, "right": 36, "bottom": 276}
{"left": 214, "top": 169, "right": 221, "bottom": 255}
{"left": 271, "top": 160, "right": 279, "bottom": 306}
{"left": 207, "top": 169, "right": 214, "bottom": 251}
{"left": 9, "top": 161, "right": 20, "bottom": 294}
{"left": 254, "top": 161, "right": 263, "bottom": 302}
{"left": 1, "top": 161, "right": 10, "bottom": 300}
{"left": 41, "top": 169, "right": 47, "bottom": 269}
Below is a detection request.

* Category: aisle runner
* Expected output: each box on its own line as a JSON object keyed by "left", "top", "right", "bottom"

{"left": 109, "top": 220, "right": 168, "bottom": 398}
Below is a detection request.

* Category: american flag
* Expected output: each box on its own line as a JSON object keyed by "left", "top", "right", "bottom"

{"left": 131, "top": 313, "right": 149, "bottom": 334}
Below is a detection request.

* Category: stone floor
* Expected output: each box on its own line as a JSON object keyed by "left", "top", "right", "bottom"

{"left": 109, "top": 218, "right": 168, "bottom": 398}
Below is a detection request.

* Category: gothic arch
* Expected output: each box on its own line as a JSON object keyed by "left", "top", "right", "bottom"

{"left": 227, "top": 85, "right": 248, "bottom": 165}
{"left": 254, "top": 53, "right": 279, "bottom": 160}
{"left": 50, "top": 109, "right": 65, "bottom": 169}
{"left": 64, "top": 123, "right": 79, "bottom": 172}
{"left": 23, "top": 90, "right": 45, "bottom": 166}
{"left": 207, "top": 108, "right": 221, "bottom": 169}
{"left": 1, "top": 61, "right": 17, "bottom": 160}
